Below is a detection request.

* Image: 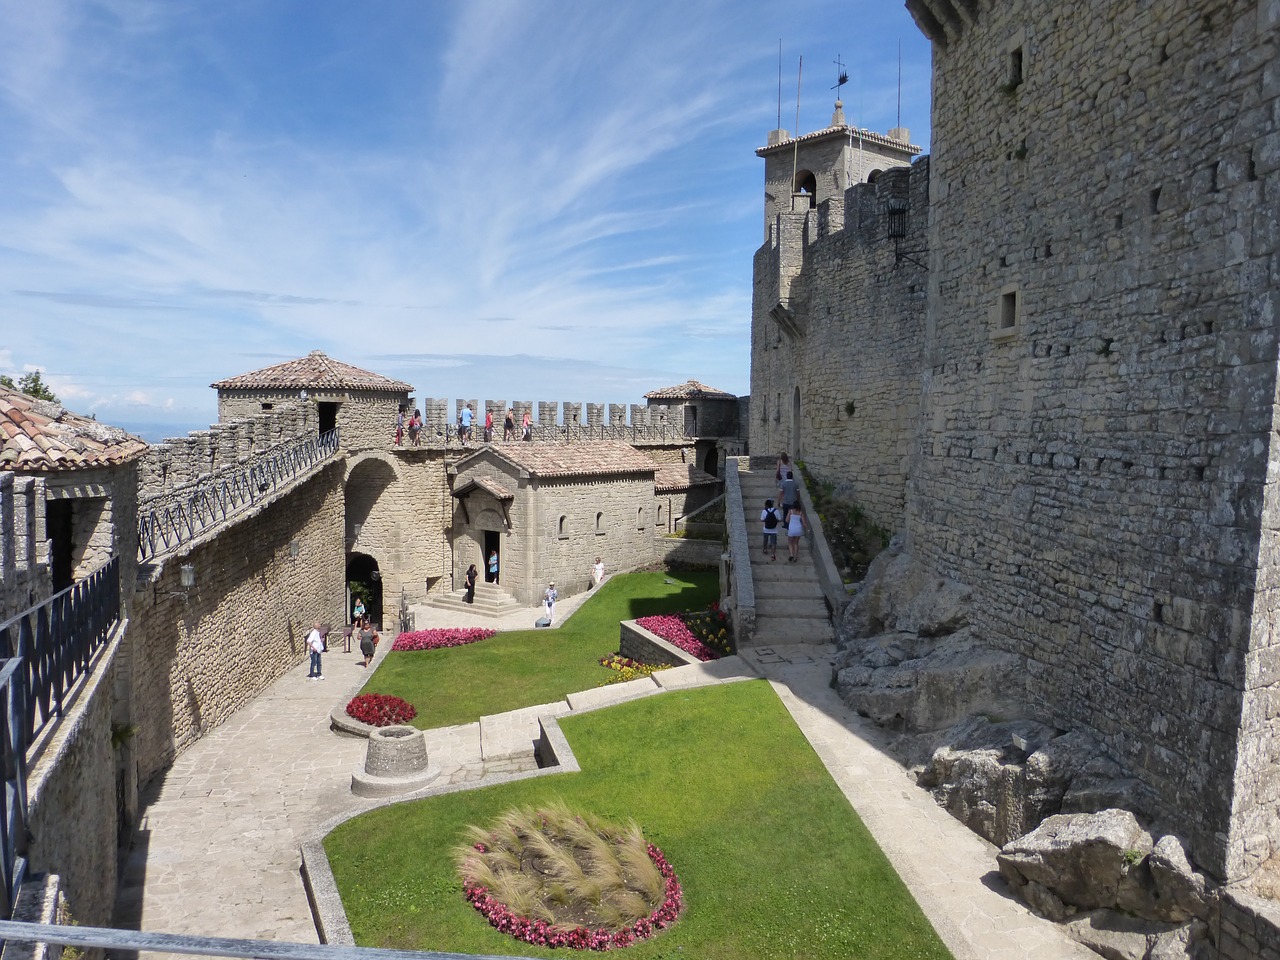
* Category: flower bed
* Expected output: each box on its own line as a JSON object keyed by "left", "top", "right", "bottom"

{"left": 392, "top": 627, "right": 496, "bottom": 652}
{"left": 598, "top": 654, "right": 669, "bottom": 685}
{"left": 634, "top": 605, "right": 733, "bottom": 662}
{"left": 345, "top": 693, "right": 417, "bottom": 727}
{"left": 462, "top": 842, "right": 683, "bottom": 950}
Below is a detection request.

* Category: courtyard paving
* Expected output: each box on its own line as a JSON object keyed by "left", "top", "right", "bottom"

{"left": 114, "top": 593, "right": 1095, "bottom": 959}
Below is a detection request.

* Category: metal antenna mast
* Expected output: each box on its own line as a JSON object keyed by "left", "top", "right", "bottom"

{"left": 791, "top": 56, "right": 803, "bottom": 200}
{"left": 777, "top": 39, "right": 783, "bottom": 131}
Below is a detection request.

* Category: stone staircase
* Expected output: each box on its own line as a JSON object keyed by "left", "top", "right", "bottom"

{"left": 737, "top": 459, "right": 834, "bottom": 645}
{"left": 424, "top": 582, "right": 524, "bottom": 618}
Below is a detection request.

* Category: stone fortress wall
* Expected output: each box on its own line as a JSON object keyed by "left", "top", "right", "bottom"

{"left": 909, "top": 0, "right": 1279, "bottom": 884}
{"left": 418, "top": 397, "right": 706, "bottom": 434}
{"left": 755, "top": 0, "right": 1280, "bottom": 888}
{"left": 751, "top": 160, "right": 929, "bottom": 534}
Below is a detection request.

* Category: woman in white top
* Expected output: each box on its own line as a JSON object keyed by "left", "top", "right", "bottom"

{"left": 591, "top": 557, "right": 605, "bottom": 588}
{"left": 785, "top": 505, "right": 807, "bottom": 563}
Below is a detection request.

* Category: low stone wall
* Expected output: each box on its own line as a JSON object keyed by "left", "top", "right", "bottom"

{"left": 618, "top": 619, "right": 700, "bottom": 667}
{"left": 655, "top": 536, "right": 722, "bottom": 569}
{"left": 1215, "top": 886, "right": 1280, "bottom": 960}
{"left": 27, "top": 629, "right": 122, "bottom": 928}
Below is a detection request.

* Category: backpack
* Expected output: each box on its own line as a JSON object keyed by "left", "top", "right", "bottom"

{"left": 763, "top": 508, "right": 779, "bottom": 530}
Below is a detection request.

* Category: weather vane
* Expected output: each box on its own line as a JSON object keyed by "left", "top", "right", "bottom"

{"left": 832, "top": 54, "right": 849, "bottom": 98}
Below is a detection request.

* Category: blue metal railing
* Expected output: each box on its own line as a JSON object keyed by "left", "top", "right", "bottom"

{"left": 0, "top": 555, "right": 120, "bottom": 918}
{"left": 138, "top": 428, "right": 340, "bottom": 561}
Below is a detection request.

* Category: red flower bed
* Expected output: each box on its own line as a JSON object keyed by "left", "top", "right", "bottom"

{"left": 392, "top": 627, "right": 496, "bottom": 651}
{"left": 463, "top": 842, "right": 683, "bottom": 950}
{"left": 345, "top": 693, "right": 417, "bottom": 727}
{"left": 634, "top": 614, "right": 720, "bottom": 661}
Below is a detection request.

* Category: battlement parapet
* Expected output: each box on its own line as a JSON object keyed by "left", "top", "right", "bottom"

{"left": 414, "top": 398, "right": 704, "bottom": 432}
{"left": 140, "top": 403, "right": 314, "bottom": 498}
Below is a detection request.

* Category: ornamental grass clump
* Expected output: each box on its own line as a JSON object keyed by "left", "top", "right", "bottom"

{"left": 345, "top": 693, "right": 416, "bottom": 727}
{"left": 392, "top": 627, "right": 496, "bottom": 651}
{"left": 453, "top": 801, "right": 682, "bottom": 950}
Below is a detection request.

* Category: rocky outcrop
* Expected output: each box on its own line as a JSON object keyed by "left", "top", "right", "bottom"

{"left": 835, "top": 538, "right": 1023, "bottom": 732}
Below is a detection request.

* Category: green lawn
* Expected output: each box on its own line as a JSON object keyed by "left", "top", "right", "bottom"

{"left": 360, "top": 571, "right": 719, "bottom": 729}
{"left": 324, "top": 680, "right": 952, "bottom": 960}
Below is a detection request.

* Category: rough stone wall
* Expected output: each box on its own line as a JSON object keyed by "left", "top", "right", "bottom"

{"left": 26, "top": 635, "right": 120, "bottom": 927}
{"left": 346, "top": 450, "right": 450, "bottom": 605}
{"left": 750, "top": 160, "right": 929, "bottom": 533}
{"left": 906, "top": 0, "right": 1279, "bottom": 880}
{"left": 0, "top": 474, "right": 48, "bottom": 618}
{"left": 129, "top": 462, "right": 345, "bottom": 784}
{"left": 633, "top": 442, "right": 699, "bottom": 465}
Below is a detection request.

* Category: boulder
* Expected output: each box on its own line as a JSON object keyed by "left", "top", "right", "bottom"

{"left": 998, "top": 809, "right": 1153, "bottom": 911}
{"left": 1148, "top": 835, "right": 1210, "bottom": 921}
{"left": 839, "top": 537, "right": 971, "bottom": 642}
{"left": 1061, "top": 909, "right": 1182, "bottom": 960}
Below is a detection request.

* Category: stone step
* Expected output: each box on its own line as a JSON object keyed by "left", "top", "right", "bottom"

{"left": 426, "top": 590, "right": 523, "bottom": 616}
{"left": 753, "top": 579, "right": 826, "bottom": 600}
{"left": 750, "top": 617, "right": 836, "bottom": 645}
{"left": 755, "top": 596, "right": 830, "bottom": 619}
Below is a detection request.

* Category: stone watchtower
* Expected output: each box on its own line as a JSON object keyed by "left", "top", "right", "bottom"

{"left": 755, "top": 100, "right": 920, "bottom": 240}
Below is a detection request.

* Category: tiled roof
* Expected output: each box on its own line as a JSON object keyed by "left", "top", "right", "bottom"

{"left": 0, "top": 387, "right": 147, "bottom": 472}
{"left": 460, "top": 441, "right": 658, "bottom": 480}
{"left": 756, "top": 125, "right": 922, "bottom": 157}
{"left": 454, "top": 476, "right": 515, "bottom": 501}
{"left": 211, "top": 350, "right": 413, "bottom": 394}
{"left": 643, "top": 380, "right": 737, "bottom": 401}
{"left": 654, "top": 464, "right": 720, "bottom": 492}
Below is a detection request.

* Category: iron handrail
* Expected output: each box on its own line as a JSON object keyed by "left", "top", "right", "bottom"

{"left": 0, "top": 920, "right": 537, "bottom": 960}
{"left": 412, "top": 422, "right": 693, "bottom": 447}
{"left": 0, "top": 663, "right": 27, "bottom": 922}
{"left": 138, "top": 429, "right": 340, "bottom": 561}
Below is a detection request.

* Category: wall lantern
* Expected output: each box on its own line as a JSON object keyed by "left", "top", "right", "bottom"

{"left": 352, "top": 523, "right": 362, "bottom": 539}
{"left": 179, "top": 564, "right": 197, "bottom": 589}
{"left": 289, "top": 539, "right": 301, "bottom": 559}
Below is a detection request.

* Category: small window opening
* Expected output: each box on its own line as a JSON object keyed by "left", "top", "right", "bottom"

{"left": 261, "top": 403, "right": 274, "bottom": 412}
{"left": 595, "top": 511, "right": 604, "bottom": 533}
{"left": 1208, "top": 161, "right": 1220, "bottom": 194}
{"left": 558, "top": 515, "right": 567, "bottom": 537}
{"left": 1007, "top": 47, "right": 1024, "bottom": 87}
{"left": 999, "top": 291, "right": 1018, "bottom": 330}
{"left": 1248, "top": 151, "right": 1258, "bottom": 182}
{"left": 1149, "top": 187, "right": 1161, "bottom": 215}
{"left": 636, "top": 507, "right": 645, "bottom": 530}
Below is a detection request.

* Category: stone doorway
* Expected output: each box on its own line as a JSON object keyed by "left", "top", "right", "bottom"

{"left": 484, "top": 529, "right": 501, "bottom": 584}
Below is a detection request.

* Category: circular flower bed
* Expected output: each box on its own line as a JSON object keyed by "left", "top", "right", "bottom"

{"left": 392, "top": 627, "right": 497, "bottom": 651}
{"left": 345, "top": 693, "right": 416, "bottom": 727}
{"left": 454, "top": 803, "right": 683, "bottom": 950}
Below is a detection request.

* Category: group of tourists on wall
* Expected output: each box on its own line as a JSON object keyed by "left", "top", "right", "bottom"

{"left": 393, "top": 404, "right": 536, "bottom": 446}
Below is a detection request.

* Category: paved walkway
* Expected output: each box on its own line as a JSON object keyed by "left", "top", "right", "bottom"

{"left": 114, "top": 601, "right": 1093, "bottom": 959}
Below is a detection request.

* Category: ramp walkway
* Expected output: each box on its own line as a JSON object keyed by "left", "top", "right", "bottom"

{"left": 114, "top": 602, "right": 1093, "bottom": 960}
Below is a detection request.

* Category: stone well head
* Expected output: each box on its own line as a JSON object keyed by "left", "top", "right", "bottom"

{"left": 364, "top": 724, "right": 429, "bottom": 777}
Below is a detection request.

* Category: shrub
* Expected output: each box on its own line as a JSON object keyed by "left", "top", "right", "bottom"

{"left": 393, "top": 627, "right": 496, "bottom": 651}
{"left": 346, "top": 693, "right": 417, "bottom": 726}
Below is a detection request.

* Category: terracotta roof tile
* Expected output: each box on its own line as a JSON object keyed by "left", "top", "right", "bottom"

{"left": 643, "top": 380, "right": 737, "bottom": 401}
{"left": 454, "top": 476, "right": 515, "bottom": 501}
{"left": 459, "top": 441, "right": 658, "bottom": 480}
{"left": 211, "top": 350, "right": 413, "bottom": 394}
{"left": 654, "top": 464, "right": 720, "bottom": 492}
{"left": 0, "top": 388, "right": 147, "bottom": 472}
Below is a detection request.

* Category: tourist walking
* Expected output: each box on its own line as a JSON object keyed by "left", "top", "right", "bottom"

{"left": 778, "top": 469, "right": 799, "bottom": 514}
{"left": 464, "top": 563, "right": 478, "bottom": 603}
{"left": 352, "top": 595, "right": 366, "bottom": 623}
{"left": 484, "top": 408, "right": 494, "bottom": 443}
{"left": 408, "top": 408, "right": 422, "bottom": 446}
{"left": 487, "top": 550, "right": 500, "bottom": 584}
{"left": 503, "top": 408, "right": 515, "bottom": 441}
{"left": 358, "top": 617, "right": 380, "bottom": 668}
{"left": 306, "top": 621, "right": 325, "bottom": 680}
{"left": 394, "top": 409, "right": 405, "bottom": 446}
{"left": 522, "top": 409, "right": 532, "bottom": 441}
{"left": 775, "top": 452, "right": 791, "bottom": 484}
{"left": 760, "top": 498, "right": 780, "bottom": 561}
{"left": 461, "top": 404, "right": 474, "bottom": 445}
{"left": 591, "top": 557, "right": 605, "bottom": 588}
{"left": 785, "top": 505, "right": 807, "bottom": 562}
{"left": 543, "top": 581, "right": 558, "bottom": 623}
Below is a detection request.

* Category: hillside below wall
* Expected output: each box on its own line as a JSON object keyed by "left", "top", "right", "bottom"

{"left": 129, "top": 462, "right": 346, "bottom": 785}
{"left": 909, "top": 0, "right": 1279, "bottom": 880}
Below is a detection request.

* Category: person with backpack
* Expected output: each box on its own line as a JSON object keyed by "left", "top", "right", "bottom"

{"left": 760, "top": 498, "right": 780, "bottom": 561}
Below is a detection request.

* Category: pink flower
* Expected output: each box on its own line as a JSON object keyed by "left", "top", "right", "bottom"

{"left": 392, "top": 627, "right": 496, "bottom": 651}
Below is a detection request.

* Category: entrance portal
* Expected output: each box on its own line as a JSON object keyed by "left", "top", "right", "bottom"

{"left": 346, "top": 553, "right": 383, "bottom": 626}
{"left": 484, "top": 530, "right": 500, "bottom": 584}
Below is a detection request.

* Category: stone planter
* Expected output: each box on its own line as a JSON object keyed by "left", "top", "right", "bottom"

{"left": 350, "top": 725, "right": 440, "bottom": 797}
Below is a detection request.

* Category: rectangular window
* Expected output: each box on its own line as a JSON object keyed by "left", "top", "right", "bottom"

{"left": 1008, "top": 47, "right": 1024, "bottom": 87}
{"left": 992, "top": 285, "right": 1021, "bottom": 342}
{"left": 1000, "top": 291, "right": 1018, "bottom": 329}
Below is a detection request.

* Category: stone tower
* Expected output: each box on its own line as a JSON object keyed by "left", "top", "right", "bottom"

{"left": 756, "top": 100, "right": 920, "bottom": 240}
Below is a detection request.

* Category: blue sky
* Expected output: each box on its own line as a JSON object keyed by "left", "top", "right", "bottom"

{"left": 0, "top": 1, "right": 932, "bottom": 440}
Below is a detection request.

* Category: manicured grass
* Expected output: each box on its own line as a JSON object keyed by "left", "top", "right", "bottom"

{"left": 359, "top": 571, "right": 718, "bottom": 729}
{"left": 324, "top": 680, "right": 953, "bottom": 960}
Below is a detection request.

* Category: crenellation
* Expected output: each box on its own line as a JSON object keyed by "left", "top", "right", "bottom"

{"left": 585, "top": 403, "right": 604, "bottom": 427}
{"left": 538, "top": 401, "right": 558, "bottom": 427}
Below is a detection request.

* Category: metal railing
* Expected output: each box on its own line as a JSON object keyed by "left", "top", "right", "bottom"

{"left": 138, "top": 429, "right": 340, "bottom": 561}
{"left": 0, "top": 920, "right": 538, "bottom": 960}
{"left": 400, "top": 422, "right": 693, "bottom": 448}
{"left": 0, "top": 557, "right": 120, "bottom": 918}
